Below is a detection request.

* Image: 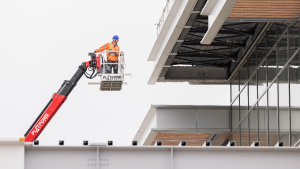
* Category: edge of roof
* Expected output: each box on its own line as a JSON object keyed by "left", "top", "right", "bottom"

{"left": 147, "top": 0, "right": 199, "bottom": 85}
{"left": 148, "top": 0, "right": 184, "bottom": 61}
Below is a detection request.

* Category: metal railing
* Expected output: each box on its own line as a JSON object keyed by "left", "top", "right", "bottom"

{"left": 97, "top": 50, "right": 125, "bottom": 74}
{"left": 155, "top": 0, "right": 176, "bottom": 37}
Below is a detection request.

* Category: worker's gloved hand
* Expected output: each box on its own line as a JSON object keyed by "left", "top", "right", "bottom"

{"left": 94, "top": 50, "right": 97, "bottom": 53}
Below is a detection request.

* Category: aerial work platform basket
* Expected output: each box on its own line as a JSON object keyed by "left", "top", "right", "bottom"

{"left": 88, "top": 50, "right": 129, "bottom": 91}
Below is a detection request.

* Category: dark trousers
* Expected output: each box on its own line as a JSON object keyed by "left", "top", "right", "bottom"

{"left": 105, "top": 60, "right": 118, "bottom": 74}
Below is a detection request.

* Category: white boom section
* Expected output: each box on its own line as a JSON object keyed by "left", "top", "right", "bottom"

{"left": 200, "top": 0, "right": 237, "bottom": 44}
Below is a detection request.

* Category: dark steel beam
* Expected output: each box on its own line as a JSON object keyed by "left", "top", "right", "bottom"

{"left": 214, "top": 35, "right": 248, "bottom": 40}
{"left": 195, "top": 20, "right": 253, "bottom": 27}
{"left": 188, "top": 34, "right": 246, "bottom": 47}
{"left": 183, "top": 41, "right": 244, "bottom": 47}
{"left": 162, "top": 66, "right": 228, "bottom": 82}
{"left": 189, "top": 29, "right": 253, "bottom": 35}
{"left": 224, "top": 22, "right": 256, "bottom": 27}
{"left": 182, "top": 45, "right": 234, "bottom": 60}
{"left": 222, "top": 26, "right": 253, "bottom": 36}
{"left": 176, "top": 53, "right": 235, "bottom": 59}
{"left": 180, "top": 47, "right": 236, "bottom": 53}
{"left": 172, "top": 61, "right": 228, "bottom": 67}
{"left": 175, "top": 53, "right": 236, "bottom": 60}
{"left": 174, "top": 57, "right": 228, "bottom": 64}
{"left": 193, "top": 21, "right": 253, "bottom": 35}
{"left": 196, "top": 16, "right": 208, "bottom": 20}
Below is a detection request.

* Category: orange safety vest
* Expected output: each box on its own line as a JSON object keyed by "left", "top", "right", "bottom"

{"left": 95, "top": 42, "right": 120, "bottom": 61}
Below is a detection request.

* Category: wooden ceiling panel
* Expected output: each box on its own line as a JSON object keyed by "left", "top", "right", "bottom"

{"left": 187, "top": 141, "right": 204, "bottom": 146}
{"left": 162, "top": 141, "right": 180, "bottom": 146}
{"left": 154, "top": 133, "right": 211, "bottom": 141}
{"left": 228, "top": 0, "right": 300, "bottom": 19}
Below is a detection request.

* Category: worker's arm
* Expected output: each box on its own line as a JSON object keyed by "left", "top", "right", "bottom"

{"left": 94, "top": 43, "right": 109, "bottom": 53}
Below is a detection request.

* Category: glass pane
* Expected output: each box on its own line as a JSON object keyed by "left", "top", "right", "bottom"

{"left": 240, "top": 85, "right": 248, "bottom": 146}
{"left": 258, "top": 61, "right": 267, "bottom": 97}
{"left": 232, "top": 96, "right": 239, "bottom": 131}
{"left": 290, "top": 38, "right": 300, "bottom": 146}
{"left": 231, "top": 72, "right": 239, "bottom": 101}
{"left": 277, "top": 23, "right": 287, "bottom": 38}
{"left": 279, "top": 67, "right": 289, "bottom": 146}
{"left": 278, "top": 32, "right": 288, "bottom": 68}
{"left": 266, "top": 24, "right": 277, "bottom": 51}
{"left": 269, "top": 82, "right": 278, "bottom": 146}
{"left": 288, "top": 21, "right": 299, "bottom": 59}
{"left": 248, "top": 50, "right": 257, "bottom": 78}
{"left": 249, "top": 73, "right": 257, "bottom": 107}
{"left": 268, "top": 50, "right": 277, "bottom": 85}
{"left": 240, "top": 60, "right": 248, "bottom": 89}
{"left": 257, "top": 33, "right": 267, "bottom": 65}
{"left": 259, "top": 91, "right": 268, "bottom": 146}
{"left": 266, "top": 24, "right": 277, "bottom": 86}
{"left": 249, "top": 105, "right": 258, "bottom": 145}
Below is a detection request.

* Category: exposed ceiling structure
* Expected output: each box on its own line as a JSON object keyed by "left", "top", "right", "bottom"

{"left": 162, "top": 16, "right": 266, "bottom": 84}
{"left": 148, "top": 0, "right": 300, "bottom": 85}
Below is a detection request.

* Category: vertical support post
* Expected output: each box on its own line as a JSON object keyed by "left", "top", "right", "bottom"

{"left": 118, "top": 55, "right": 121, "bottom": 74}
{"left": 170, "top": 147, "right": 173, "bottom": 169}
{"left": 238, "top": 72, "right": 241, "bottom": 146}
{"left": 230, "top": 82, "right": 232, "bottom": 103}
{"left": 230, "top": 82, "right": 232, "bottom": 137}
{"left": 287, "top": 23, "right": 291, "bottom": 147}
{"left": 97, "top": 147, "right": 99, "bottom": 169}
{"left": 299, "top": 21, "right": 300, "bottom": 57}
{"left": 276, "top": 23, "right": 280, "bottom": 143}
{"left": 230, "top": 104, "right": 232, "bottom": 141}
{"left": 265, "top": 33, "right": 269, "bottom": 146}
{"left": 247, "top": 60, "right": 250, "bottom": 146}
{"left": 256, "top": 48, "right": 259, "bottom": 142}
{"left": 103, "top": 53, "right": 106, "bottom": 74}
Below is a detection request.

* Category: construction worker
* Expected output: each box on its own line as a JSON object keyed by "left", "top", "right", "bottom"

{"left": 94, "top": 35, "right": 120, "bottom": 74}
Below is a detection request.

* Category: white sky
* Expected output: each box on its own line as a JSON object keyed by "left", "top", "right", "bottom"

{"left": 0, "top": 0, "right": 229, "bottom": 145}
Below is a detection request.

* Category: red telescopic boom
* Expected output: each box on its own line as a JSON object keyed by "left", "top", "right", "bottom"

{"left": 24, "top": 53, "right": 100, "bottom": 142}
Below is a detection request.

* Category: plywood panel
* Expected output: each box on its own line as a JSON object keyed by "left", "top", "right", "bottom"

{"left": 154, "top": 133, "right": 210, "bottom": 141}
{"left": 228, "top": 0, "right": 300, "bottom": 19}
{"left": 187, "top": 141, "right": 204, "bottom": 146}
{"left": 162, "top": 141, "right": 180, "bottom": 146}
